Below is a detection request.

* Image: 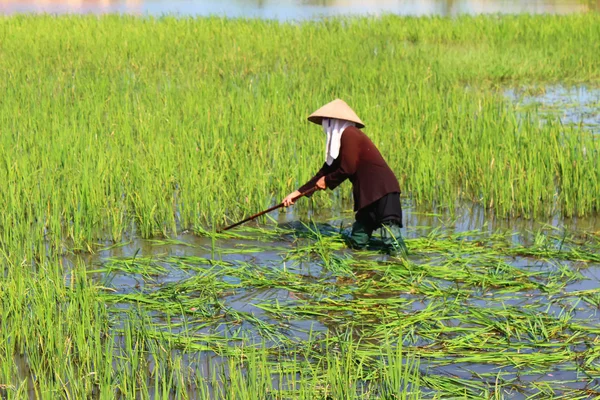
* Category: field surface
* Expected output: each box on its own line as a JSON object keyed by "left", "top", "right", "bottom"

{"left": 0, "top": 14, "right": 599, "bottom": 399}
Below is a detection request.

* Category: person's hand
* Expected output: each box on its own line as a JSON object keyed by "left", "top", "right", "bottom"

{"left": 282, "top": 190, "right": 301, "bottom": 207}
{"left": 316, "top": 176, "right": 327, "bottom": 190}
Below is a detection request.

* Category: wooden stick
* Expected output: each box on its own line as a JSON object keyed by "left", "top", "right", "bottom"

{"left": 218, "top": 187, "right": 318, "bottom": 233}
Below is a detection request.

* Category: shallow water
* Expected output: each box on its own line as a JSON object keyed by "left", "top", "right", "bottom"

{"left": 77, "top": 202, "right": 600, "bottom": 397}
{"left": 506, "top": 85, "right": 600, "bottom": 135}
{"left": 0, "top": 0, "right": 598, "bottom": 18}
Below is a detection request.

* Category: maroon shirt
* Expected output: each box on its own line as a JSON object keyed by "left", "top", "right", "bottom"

{"left": 298, "top": 126, "right": 400, "bottom": 211}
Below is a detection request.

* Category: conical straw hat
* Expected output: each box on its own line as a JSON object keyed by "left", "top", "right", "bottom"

{"left": 308, "top": 99, "right": 365, "bottom": 129}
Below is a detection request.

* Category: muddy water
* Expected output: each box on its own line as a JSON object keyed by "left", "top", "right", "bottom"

{"left": 0, "top": 0, "right": 598, "bottom": 17}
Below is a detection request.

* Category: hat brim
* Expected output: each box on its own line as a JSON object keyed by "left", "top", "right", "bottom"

{"left": 307, "top": 115, "right": 365, "bottom": 129}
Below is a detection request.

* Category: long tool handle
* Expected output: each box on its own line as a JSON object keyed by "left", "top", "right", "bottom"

{"left": 218, "top": 186, "right": 318, "bottom": 233}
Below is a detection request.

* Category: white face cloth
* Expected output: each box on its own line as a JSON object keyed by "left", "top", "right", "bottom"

{"left": 323, "top": 118, "right": 355, "bottom": 166}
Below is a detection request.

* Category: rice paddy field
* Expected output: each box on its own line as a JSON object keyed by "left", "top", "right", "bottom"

{"left": 0, "top": 13, "right": 599, "bottom": 399}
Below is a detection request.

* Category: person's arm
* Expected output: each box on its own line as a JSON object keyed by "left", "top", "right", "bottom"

{"left": 323, "top": 135, "right": 359, "bottom": 190}
{"left": 282, "top": 163, "right": 330, "bottom": 206}
{"left": 298, "top": 163, "right": 330, "bottom": 193}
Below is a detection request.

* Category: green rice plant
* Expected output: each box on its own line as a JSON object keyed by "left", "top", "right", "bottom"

{"left": 4, "top": 223, "right": 600, "bottom": 398}
{"left": 0, "top": 14, "right": 598, "bottom": 256}
{"left": 1, "top": 12, "right": 600, "bottom": 400}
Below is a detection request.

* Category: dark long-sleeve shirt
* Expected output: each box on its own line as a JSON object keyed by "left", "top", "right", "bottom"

{"left": 298, "top": 126, "right": 400, "bottom": 211}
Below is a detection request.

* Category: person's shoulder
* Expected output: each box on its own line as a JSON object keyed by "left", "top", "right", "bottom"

{"left": 342, "top": 125, "right": 365, "bottom": 140}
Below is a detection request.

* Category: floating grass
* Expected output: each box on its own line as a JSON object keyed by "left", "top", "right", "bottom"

{"left": 25, "top": 226, "right": 585, "bottom": 397}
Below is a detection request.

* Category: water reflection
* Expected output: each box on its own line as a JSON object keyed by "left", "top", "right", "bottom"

{"left": 0, "top": 0, "right": 597, "bottom": 17}
{"left": 0, "top": 0, "right": 140, "bottom": 14}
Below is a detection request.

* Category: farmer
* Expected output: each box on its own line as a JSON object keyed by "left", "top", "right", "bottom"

{"left": 283, "top": 99, "right": 406, "bottom": 256}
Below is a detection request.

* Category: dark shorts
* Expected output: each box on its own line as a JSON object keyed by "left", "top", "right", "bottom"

{"left": 355, "top": 192, "right": 403, "bottom": 230}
